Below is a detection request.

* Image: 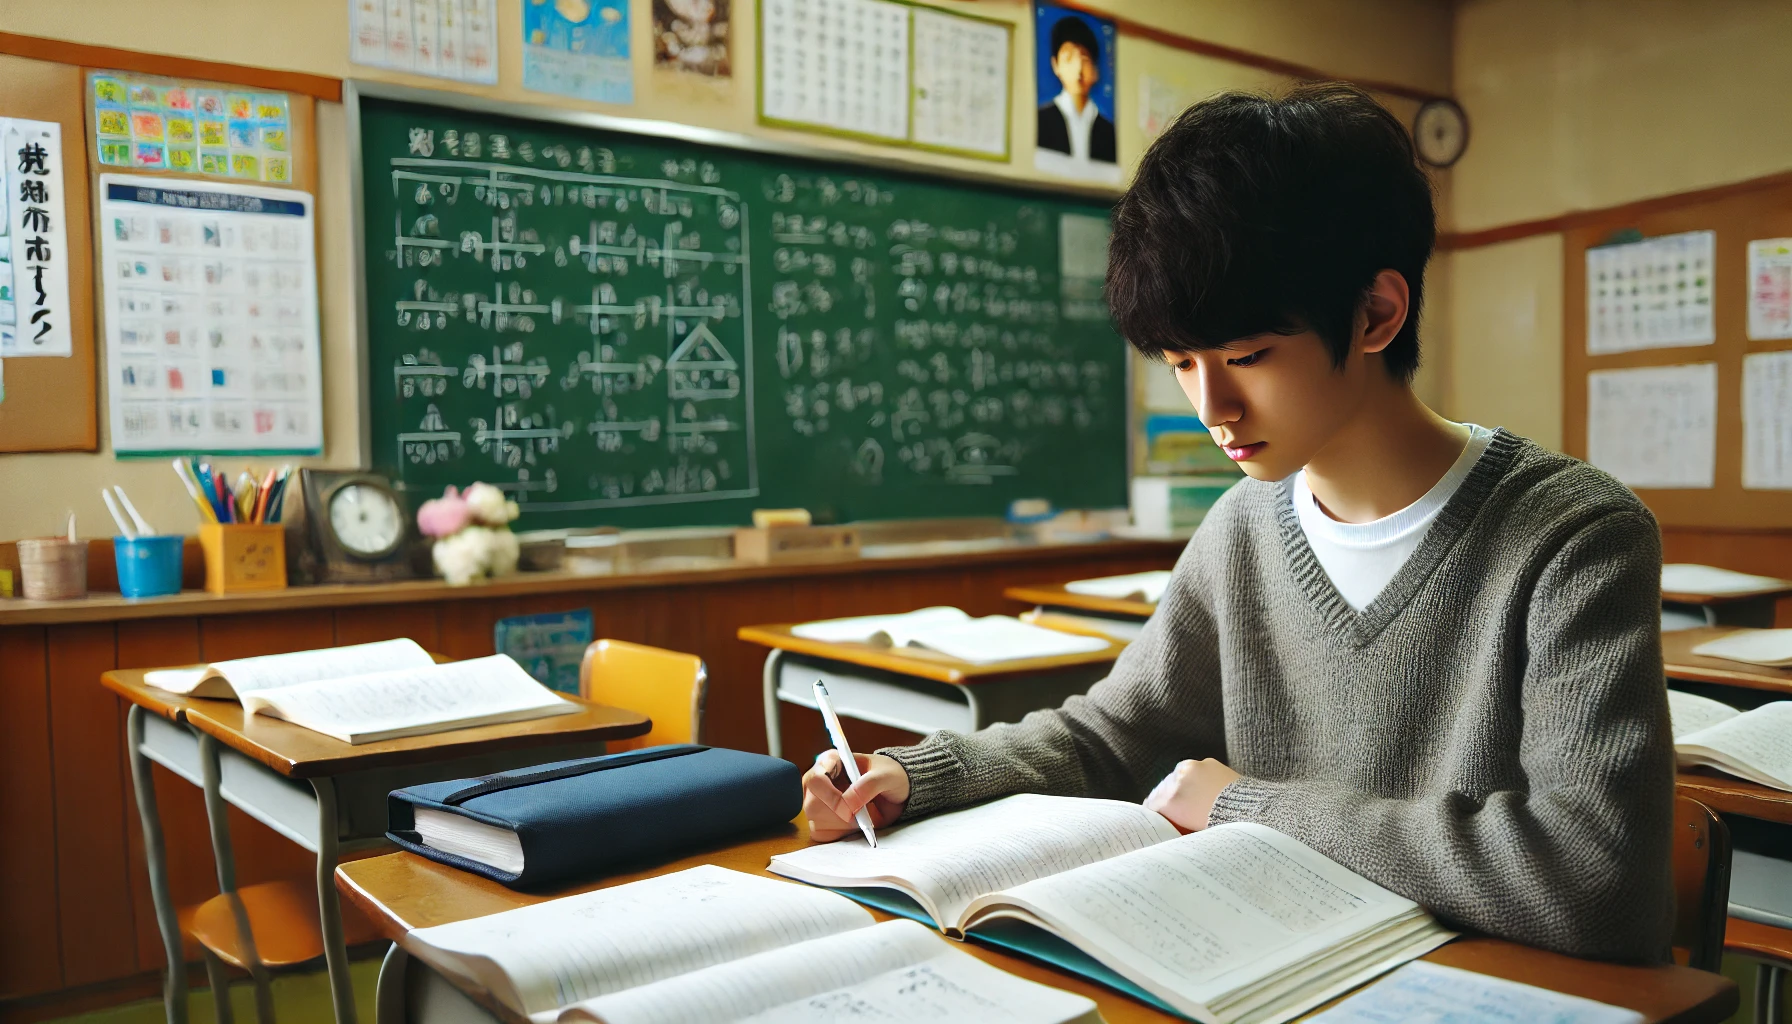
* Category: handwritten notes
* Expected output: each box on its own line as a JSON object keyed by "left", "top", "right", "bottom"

{"left": 99, "top": 175, "right": 322, "bottom": 454}
{"left": 351, "top": 0, "right": 498, "bottom": 84}
{"left": 1586, "top": 363, "right": 1716, "bottom": 489}
{"left": 2, "top": 119, "right": 71, "bottom": 357}
{"left": 1744, "top": 350, "right": 1792, "bottom": 490}
{"left": 1310, "top": 961, "right": 1643, "bottom": 1024}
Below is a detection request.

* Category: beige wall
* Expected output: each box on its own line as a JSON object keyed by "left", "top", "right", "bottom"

{"left": 1444, "top": 0, "right": 1792, "bottom": 447}
{"left": 0, "top": 0, "right": 1451, "bottom": 536}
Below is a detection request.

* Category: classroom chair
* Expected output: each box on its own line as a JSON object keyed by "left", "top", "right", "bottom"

{"left": 578, "top": 639, "right": 708, "bottom": 749}
{"left": 1726, "top": 849, "right": 1792, "bottom": 1024}
{"left": 1671, "top": 796, "right": 1733, "bottom": 974}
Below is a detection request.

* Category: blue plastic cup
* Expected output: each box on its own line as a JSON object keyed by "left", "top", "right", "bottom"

{"left": 115, "top": 535, "right": 185, "bottom": 598}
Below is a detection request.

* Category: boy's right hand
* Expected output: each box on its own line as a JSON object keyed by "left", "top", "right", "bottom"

{"left": 802, "top": 751, "right": 911, "bottom": 842}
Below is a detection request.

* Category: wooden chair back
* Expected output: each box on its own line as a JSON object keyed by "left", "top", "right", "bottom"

{"left": 1671, "top": 795, "right": 1732, "bottom": 972}
{"left": 578, "top": 639, "right": 707, "bottom": 750}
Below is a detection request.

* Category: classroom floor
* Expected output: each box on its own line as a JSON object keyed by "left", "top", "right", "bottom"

{"left": 40, "top": 951, "right": 1785, "bottom": 1022}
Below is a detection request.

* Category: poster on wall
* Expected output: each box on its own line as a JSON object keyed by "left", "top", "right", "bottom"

{"left": 1585, "top": 230, "right": 1715, "bottom": 354}
{"left": 653, "top": 0, "right": 730, "bottom": 77}
{"left": 90, "top": 73, "right": 294, "bottom": 184}
{"left": 1033, "top": 2, "right": 1119, "bottom": 185}
{"left": 351, "top": 0, "right": 499, "bottom": 84}
{"left": 523, "top": 0, "right": 635, "bottom": 105}
{"left": 2, "top": 118, "right": 72, "bottom": 358}
{"left": 494, "top": 609, "right": 594, "bottom": 694}
{"left": 99, "top": 174, "right": 324, "bottom": 455}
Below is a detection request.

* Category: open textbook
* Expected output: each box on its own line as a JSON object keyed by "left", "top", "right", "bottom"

{"left": 401, "top": 865, "right": 1101, "bottom": 1024}
{"left": 1667, "top": 690, "right": 1792, "bottom": 791}
{"left": 1690, "top": 628, "right": 1792, "bottom": 668}
{"left": 1065, "top": 570, "right": 1172, "bottom": 604}
{"left": 770, "top": 794, "right": 1454, "bottom": 1024}
{"left": 142, "top": 639, "right": 574, "bottom": 745}
{"left": 790, "top": 607, "right": 1111, "bottom": 664}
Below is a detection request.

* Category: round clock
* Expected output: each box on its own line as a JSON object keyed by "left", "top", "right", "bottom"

{"left": 328, "top": 482, "right": 405, "bottom": 559}
{"left": 1412, "top": 98, "right": 1469, "bottom": 169}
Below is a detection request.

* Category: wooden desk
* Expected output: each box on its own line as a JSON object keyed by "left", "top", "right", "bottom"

{"left": 335, "top": 823, "right": 1738, "bottom": 1024}
{"left": 104, "top": 667, "right": 648, "bottom": 1024}
{"left": 738, "top": 623, "right": 1126, "bottom": 758}
{"left": 1676, "top": 769, "right": 1792, "bottom": 826}
{"left": 1004, "top": 582, "right": 1159, "bottom": 620}
{"left": 1664, "top": 628, "right": 1792, "bottom": 696}
{"left": 1663, "top": 581, "right": 1792, "bottom": 629}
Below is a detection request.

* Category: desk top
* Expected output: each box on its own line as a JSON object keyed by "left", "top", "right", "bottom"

{"left": 1004, "top": 582, "right": 1158, "bottom": 619}
{"left": 1663, "top": 628, "right": 1792, "bottom": 695}
{"left": 1677, "top": 768, "right": 1792, "bottom": 825}
{"left": 335, "top": 823, "right": 1736, "bottom": 1024}
{"left": 102, "top": 667, "right": 650, "bottom": 779}
{"left": 1662, "top": 582, "right": 1792, "bottom": 606}
{"left": 736, "top": 622, "right": 1127, "bottom": 685}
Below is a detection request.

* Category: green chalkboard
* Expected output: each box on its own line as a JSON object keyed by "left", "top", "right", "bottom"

{"left": 355, "top": 89, "right": 1128, "bottom": 529}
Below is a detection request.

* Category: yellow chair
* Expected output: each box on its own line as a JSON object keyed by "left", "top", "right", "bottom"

{"left": 579, "top": 639, "right": 708, "bottom": 749}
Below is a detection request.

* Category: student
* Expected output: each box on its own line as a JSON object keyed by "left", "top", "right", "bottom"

{"left": 1035, "top": 15, "right": 1116, "bottom": 168}
{"left": 804, "top": 83, "right": 1675, "bottom": 964}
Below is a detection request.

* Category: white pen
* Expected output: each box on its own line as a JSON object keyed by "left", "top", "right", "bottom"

{"left": 813, "top": 680, "right": 877, "bottom": 847}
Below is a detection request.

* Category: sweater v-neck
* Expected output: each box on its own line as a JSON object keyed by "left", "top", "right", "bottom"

{"left": 1274, "top": 428, "right": 1525, "bottom": 647}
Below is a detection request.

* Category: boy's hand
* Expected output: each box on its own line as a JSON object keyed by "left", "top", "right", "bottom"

{"left": 803, "top": 751, "right": 911, "bottom": 842}
{"left": 1144, "top": 758, "right": 1241, "bottom": 834}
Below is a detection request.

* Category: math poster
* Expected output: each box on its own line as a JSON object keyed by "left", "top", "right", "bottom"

{"left": 1033, "top": 2, "right": 1119, "bottom": 185}
{"left": 523, "top": 0, "right": 635, "bottom": 105}
{"left": 2, "top": 118, "right": 72, "bottom": 357}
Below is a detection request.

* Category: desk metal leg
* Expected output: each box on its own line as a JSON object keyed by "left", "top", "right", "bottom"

{"left": 313, "top": 777, "right": 358, "bottom": 1024}
{"left": 763, "top": 649, "right": 785, "bottom": 760}
{"left": 128, "top": 706, "right": 189, "bottom": 1024}
{"left": 375, "top": 944, "right": 409, "bottom": 1024}
{"left": 199, "top": 734, "right": 276, "bottom": 1024}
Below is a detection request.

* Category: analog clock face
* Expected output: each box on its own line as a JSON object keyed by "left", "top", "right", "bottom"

{"left": 328, "top": 483, "right": 403, "bottom": 558}
{"left": 1413, "top": 99, "right": 1469, "bottom": 169}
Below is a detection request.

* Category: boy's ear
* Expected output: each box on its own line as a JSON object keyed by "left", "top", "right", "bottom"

{"left": 1357, "top": 269, "right": 1410, "bottom": 355}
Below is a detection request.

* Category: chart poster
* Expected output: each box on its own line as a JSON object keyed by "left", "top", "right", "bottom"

{"left": 653, "top": 0, "right": 731, "bottom": 78}
{"left": 1585, "top": 230, "right": 1715, "bottom": 354}
{"left": 495, "top": 608, "right": 594, "bottom": 694}
{"left": 91, "top": 72, "right": 293, "bottom": 184}
{"left": 523, "top": 0, "right": 635, "bottom": 105}
{"left": 3, "top": 119, "right": 72, "bottom": 357}
{"left": 351, "top": 0, "right": 499, "bottom": 84}
{"left": 1033, "top": 2, "right": 1119, "bottom": 185}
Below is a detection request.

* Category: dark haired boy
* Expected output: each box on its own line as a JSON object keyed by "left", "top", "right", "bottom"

{"left": 803, "top": 83, "right": 1676, "bottom": 963}
{"left": 1036, "top": 15, "right": 1117, "bottom": 169}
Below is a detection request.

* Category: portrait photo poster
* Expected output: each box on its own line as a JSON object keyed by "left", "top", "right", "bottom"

{"left": 1033, "top": 2, "right": 1119, "bottom": 185}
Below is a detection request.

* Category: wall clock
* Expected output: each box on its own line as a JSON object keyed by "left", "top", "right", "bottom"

{"left": 1413, "top": 98, "right": 1469, "bottom": 169}
{"left": 284, "top": 469, "right": 423, "bottom": 584}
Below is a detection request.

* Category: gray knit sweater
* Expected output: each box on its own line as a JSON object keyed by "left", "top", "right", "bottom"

{"left": 881, "top": 430, "right": 1676, "bottom": 963}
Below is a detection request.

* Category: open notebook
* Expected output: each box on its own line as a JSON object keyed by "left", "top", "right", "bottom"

{"left": 770, "top": 794, "right": 1453, "bottom": 1024}
{"left": 1691, "top": 629, "right": 1792, "bottom": 668}
{"left": 1668, "top": 690, "right": 1792, "bottom": 791}
{"left": 1065, "top": 570, "right": 1172, "bottom": 604}
{"left": 142, "top": 639, "right": 574, "bottom": 744}
{"left": 401, "top": 865, "right": 1101, "bottom": 1024}
{"left": 790, "top": 607, "right": 1111, "bottom": 664}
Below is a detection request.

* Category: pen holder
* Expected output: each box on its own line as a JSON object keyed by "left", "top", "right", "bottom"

{"left": 17, "top": 538, "right": 88, "bottom": 600}
{"left": 199, "top": 524, "right": 287, "bottom": 595}
{"left": 114, "top": 535, "right": 185, "bottom": 598}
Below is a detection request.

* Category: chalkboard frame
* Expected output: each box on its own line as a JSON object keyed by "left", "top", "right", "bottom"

{"left": 343, "top": 80, "right": 1131, "bottom": 518}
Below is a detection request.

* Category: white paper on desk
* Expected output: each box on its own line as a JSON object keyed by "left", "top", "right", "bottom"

{"left": 1663, "top": 563, "right": 1790, "bottom": 595}
{"left": 791, "top": 606, "right": 970, "bottom": 643}
{"left": 1691, "top": 628, "right": 1792, "bottom": 667}
{"left": 1586, "top": 364, "right": 1716, "bottom": 488}
{"left": 1308, "top": 960, "right": 1644, "bottom": 1024}
{"left": 1675, "top": 701, "right": 1792, "bottom": 791}
{"left": 901, "top": 616, "right": 1111, "bottom": 664}
{"left": 1065, "top": 570, "right": 1171, "bottom": 603}
{"left": 1744, "top": 350, "right": 1792, "bottom": 489}
{"left": 1666, "top": 689, "right": 1739, "bottom": 739}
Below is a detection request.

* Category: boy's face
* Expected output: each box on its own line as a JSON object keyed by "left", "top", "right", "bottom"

{"left": 1166, "top": 330, "right": 1379, "bottom": 482}
{"left": 1051, "top": 42, "right": 1099, "bottom": 103}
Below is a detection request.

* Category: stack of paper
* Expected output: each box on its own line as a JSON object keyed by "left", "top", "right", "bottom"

{"left": 792, "top": 608, "right": 1111, "bottom": 664}
{"left": 1691, "top": 629, "right": 1792, "bottom": 668}
{"left": 1064, "top": 570, "right": 1172, "bottom": 604}
{"left": 1662, "top": 563, "right": 1789, "bottom": 595}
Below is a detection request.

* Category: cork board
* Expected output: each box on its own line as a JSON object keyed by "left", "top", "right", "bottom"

{"left": 1564, "top": 180, "right": 1792, "bottom": 529}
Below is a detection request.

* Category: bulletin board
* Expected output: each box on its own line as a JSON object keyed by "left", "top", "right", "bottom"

{"left": 1563, "top": 176, "right": 1792, "bottom": 529}
{"left": 0, "top": 54, "right": 97, "bottom": 452}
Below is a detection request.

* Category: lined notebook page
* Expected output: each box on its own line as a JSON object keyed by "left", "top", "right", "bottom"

{"left": 1308, "top": 961, "right": 1644, "bottom": 1023}
{"left": 770, "top": 794, "right": 1178, "bottom": 929}
{"left": 557, "top": 920, "right": 1096, "bottom": 1024}
{"left": 405, "top": 866, "right": 874, "bottom": 1018}
{"left": 143, "top": 638, "right": 434, "bottom": 696}
{"left": 986, "top": 822, "right": 1423, "bottom": 1007}
{"left": 238, "top": 654, "right": 573, "bottom": 743}
{"left": 1677, "top": 701, "right": 1792, "bottom": 789}
{"left": 1666, "top": 690, "right": 1739, "bottom": 739}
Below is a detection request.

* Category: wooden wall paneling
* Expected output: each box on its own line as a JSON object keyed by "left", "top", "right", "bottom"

{"left": 435, "top": 599, "right": 504, "bottom": 661}
{"left": 0, "top": 626, "right": 63, "bottom": 999}
{"left": 44, "top": 622, "right": 132, "bottom": 987}
{"left": 198, "top": 608, "right": 334, "bottom": 661}
{"left": 115, "top": 618, "right": 210, "bottom": 971}
{"left": 332, "top": 601, "right": 442, "bottom": 649}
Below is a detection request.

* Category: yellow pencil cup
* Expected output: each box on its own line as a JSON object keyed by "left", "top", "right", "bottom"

{"left": 199, "top": 524, "right": 287, "bottom": 595}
